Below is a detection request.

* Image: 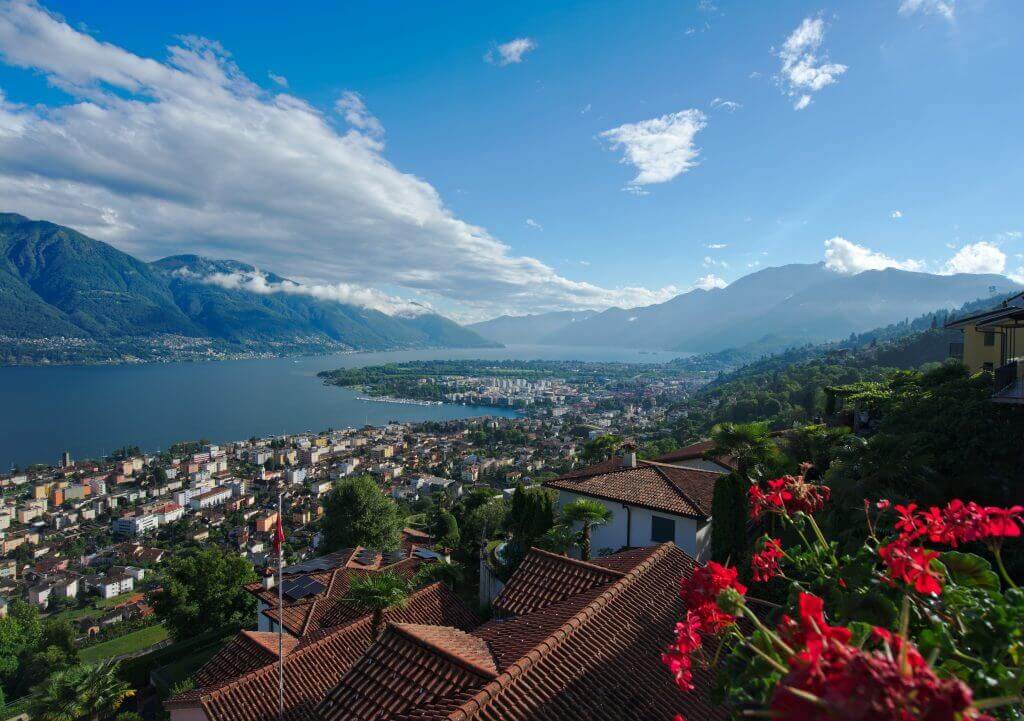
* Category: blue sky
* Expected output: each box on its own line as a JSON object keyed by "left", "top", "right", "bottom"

{"left": 0, "top": 0, "right": 1021, "bottom": 321}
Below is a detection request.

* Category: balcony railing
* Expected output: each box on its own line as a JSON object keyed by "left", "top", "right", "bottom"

{"left": 992, "top": 360, "right": 1024, "bottom": 404}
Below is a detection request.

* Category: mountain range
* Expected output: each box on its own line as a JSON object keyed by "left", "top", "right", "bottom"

{"left": 3, "top": 212, "right": 1020, "bottom": 365}
{"left": 0, "top": 213, "right": 494, "bottom": 362}
{"left": 469, "top": 263, "right": 1020, "bottom": 352}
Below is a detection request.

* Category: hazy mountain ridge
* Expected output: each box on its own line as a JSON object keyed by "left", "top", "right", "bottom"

{"left": 534, "top": 263, "right": 1019, "bottom": 352}
{"left": 467, "top": 309, "right": 599, "bottom": 345}
{"left": 0, "top": 213, "right": 496, "bottom": 362}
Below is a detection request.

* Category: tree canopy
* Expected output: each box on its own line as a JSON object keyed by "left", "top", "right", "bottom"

{"left": 152, "top": 547, "right": 257, "bottom": 640}
{"left": 321, "top": 474, "right": 403, "bottom": 552}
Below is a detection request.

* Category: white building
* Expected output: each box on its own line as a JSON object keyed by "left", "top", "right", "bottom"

{"left": 190, "top": 486, "right": 231, "bottom": 510}
{"left": 112, "top": 513, "right": 160, "bottom": 537}
{"left": 94, "top": 572, "right": 133, "bottom": 599}
{"left": 543, "top": 448, "right": 720, "bottom": 561}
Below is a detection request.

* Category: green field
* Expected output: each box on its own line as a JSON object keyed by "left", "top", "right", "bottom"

{"left": 50, "top": 591, "right": 142, "bottom": 623}
{"left": 79, "top": 624, "right": 169, "bottom": 662}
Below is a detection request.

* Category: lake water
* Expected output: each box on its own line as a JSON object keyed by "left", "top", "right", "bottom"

{"left": 0, "top": 345, "right": 680, "bottom": 468}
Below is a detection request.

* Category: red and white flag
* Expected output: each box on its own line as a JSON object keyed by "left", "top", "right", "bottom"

{"left": 273, "top": 514, "right": 285, "bottom": 555}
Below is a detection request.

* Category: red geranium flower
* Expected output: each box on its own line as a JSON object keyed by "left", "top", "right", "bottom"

{"left": 679, "top": 561, "right": 747, "bottom": 632}
{"left": 982, "top": 505, "right": 1023, "bottom": 538}
{"left": 751, "top": 537, "right": 784, "bottom": 583}
{"left": 749, "top": 474, "right": 830, "bottom": 519}
{"left": 878, "top": 540, "right": 943, "bottom": 595}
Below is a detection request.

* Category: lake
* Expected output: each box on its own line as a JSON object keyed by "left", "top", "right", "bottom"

{"left": 0, "top": 345, "right": 681, "bottom": 468}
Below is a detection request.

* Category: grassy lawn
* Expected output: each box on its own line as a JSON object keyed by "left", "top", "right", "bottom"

{"left": 50, "top": 591, "right": 143, "bottom": 623}
{"left": 151, "top": 644, "right": 223, "bottom": 692}
{"left": 79, "top": 624, "right": 169, "bottom": 662}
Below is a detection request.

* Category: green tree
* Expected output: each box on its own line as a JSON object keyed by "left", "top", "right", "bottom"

{"left": 346, "top": 572, "right": 409, "bottom": 639}
{"left": 432, "top": 509, "right": 460, "bottom": 549}
{"left": 0, "top": 600, "right": 41, "bottom": 688}
{"left": 504, "top": 485, "right": 555, "bottom": 544}
{"left": 29, "top": 660, "right": 134, "bottom": 721}
{"left": 710, "top": 473, "right": 748, "bottom": 564}
{"left": 710, "top": 422, "right": 778, "bottom": 481}
{"left": 581, "top": 434, "right": 622, "bottom": 463}
{"left": 411, "top": 561, "right": 464, "bottom": 592}
{"left": 152, "top": 548, "right": 257, "bottom": 640}
{"left": 321, "top": 475, "right": 403, "bottom": 552}
{"left": 560, "top": 499, "right": 613, "bottom": 561}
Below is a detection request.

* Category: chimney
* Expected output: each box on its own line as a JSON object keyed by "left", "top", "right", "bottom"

{"left": 621, "top": 442, "right": 637, "bottom": 469}
{"left": 262, "top": 572, "right": 276, "bottom": 590}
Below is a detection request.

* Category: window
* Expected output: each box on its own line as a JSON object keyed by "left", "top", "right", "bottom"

{"left": 984, "top": 331, "right": 996, "bottom": 347}
{"left": 651, "top": 515, "right": 675, "bottom": 543}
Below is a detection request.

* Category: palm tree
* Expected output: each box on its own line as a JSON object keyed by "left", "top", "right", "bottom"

{"left": 30, "top": 660, "right": 134, "bottom": 721}
{"left": 346, "top": 572, "right": 409, "bottom": 639}
{"left": 560, "top": 499, "right": 613, "bottom": 561}
{"left": 709, "top": 422, "right": 777, "bottom": 481}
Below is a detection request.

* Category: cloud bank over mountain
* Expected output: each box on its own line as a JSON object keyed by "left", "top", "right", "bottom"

{"left": 0, "top": 1, "right": 680, "bottom": 322}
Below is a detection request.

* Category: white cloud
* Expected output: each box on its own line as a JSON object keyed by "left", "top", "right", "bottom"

{"left": 0, "top": 2, "right": 675, "bottom": 321}
{"left": 174, "top": 267, "right": 428, "bottom": 316}
{"left": 890, "top": 210, "right": 903, "bottom": 219}
{"left": 580, "top": 103, "right": 591, "bottom": 115}
{"left": 600, "top": 109, "right": 706, "bottom": 188}
{"left": 268, "top": 71, "right": 287, "bottom": 88}
{"left": 899, "top": 0, "right": 955, "bottom": 21}
{"left": 703, "top": 255, "right": 728, "bottom": 268}
{"left": 942, "top": 242, "right": 1006, "bottom": 275}
{"left": 709, "top": 97, "right": 741, "bottom": 112}
{"left": 525, "top": 218, "right": 542, "bottom": 230}
{"left": 705, "top": 243, "right": 727, "bottom": 249}
{"left": 485, "top": 37, "right": 536, "bottom": 66}
{"left": 776, "top": 16, "right": 847, "bottom": 110}
{"left": 691, "top": 274, "right": 727, "bottom": 290}
{"left": 824, "top": 237, "right": 924, "bottom": 274}
{"left": 334, "top": 90, "right": 383, "bottom": 138}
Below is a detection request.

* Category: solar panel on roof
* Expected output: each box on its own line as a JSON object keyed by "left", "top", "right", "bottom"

{"left": 281, "top": 575, "right": 326, "bottom": 601}
{"left": 383, "top": 550, "right": 405, "bottom": 566}
{"left": 413, "top": 548, "right": 442, "bottom": 560}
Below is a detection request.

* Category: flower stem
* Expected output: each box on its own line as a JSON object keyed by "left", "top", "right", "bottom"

{"left": 992, "top": 547, "right": 1019, "bottom": 590}
{"left": 741, "top": 606, "right": 795, "bottom": 658}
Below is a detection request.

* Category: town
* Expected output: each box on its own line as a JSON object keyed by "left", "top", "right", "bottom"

{"left": 0, "top": 359, "right": 705, "bottom": 700}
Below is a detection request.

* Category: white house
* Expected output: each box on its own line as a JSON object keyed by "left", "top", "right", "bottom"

{"left": 112, "top": 513, "right": 160, "bottom": 537}
{"left": 543, "top": 447, "right": 721, "bottom": 561}
{"left": 94, "top": 572, "right": 134, "bottom": 599}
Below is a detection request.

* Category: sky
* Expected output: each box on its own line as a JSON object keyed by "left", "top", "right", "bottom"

{"left": 0, "top": 0, "right": 1021, "bottom": 322}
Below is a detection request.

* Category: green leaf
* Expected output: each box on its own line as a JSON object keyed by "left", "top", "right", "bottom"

{"left": 939, "top": 551, "right": 1000, "bottom": 591}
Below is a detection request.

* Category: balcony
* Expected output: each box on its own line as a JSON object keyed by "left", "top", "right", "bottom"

{"left": 993, "top": 360, "right": 1024, "bottom": 404}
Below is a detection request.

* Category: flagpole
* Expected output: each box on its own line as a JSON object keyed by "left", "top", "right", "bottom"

{"left": 277, "top": 491, "right": 284, "bottom": 721}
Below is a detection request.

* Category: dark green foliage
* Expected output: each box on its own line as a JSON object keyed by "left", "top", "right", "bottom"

{"left": 822, "top": 364, "right": 1024, "bottom": 557}
{"left": 411, "top": 561, "right": 464, "bottom": 592}
{"left": 504, "top": 485, "right": 556, "bottom": 545}
{"left": 711, "top": 473, "right": 749, "bottom": 564}
{"left": 580, "top": 434, "right": 622, "bottom": 463}
{"left": 151, "top": 548, "right": 257, "bottom": 640}
{"left": 433, "top": 509, "right": 461, "bottom": 549}
{"left": 321, "top": 475, "right": 403, "bottom": 552}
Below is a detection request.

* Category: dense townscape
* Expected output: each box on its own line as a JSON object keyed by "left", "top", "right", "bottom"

{"left": 1, "top": 291, "right": 1022, "bottom": 720}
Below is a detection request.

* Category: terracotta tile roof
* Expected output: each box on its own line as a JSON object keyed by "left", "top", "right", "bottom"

{"left": 491, "top": 548, "right": 624, "bottom": 617}
{"left": 184, "top": 544, "right": 725, "bottom": 721}
{"left": 166, "top": 583, "right": 480, "bottom": 721}
{"left": 254, "top": 556, "right": 425, "bottom": 638}
{"left": 317, "top": 624, "right": 497, "bottom": 721}
{"left": 544, "top": 460, "right": 719, "bottom": 519}
{"left": 194, "top": 631, "right": 299, "bottom": 688}
{"left": 446, "top": 543, "right": 724, "bottom": 721}
{"left": 649, "top": 440, "right": 735, "bottom": 468}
